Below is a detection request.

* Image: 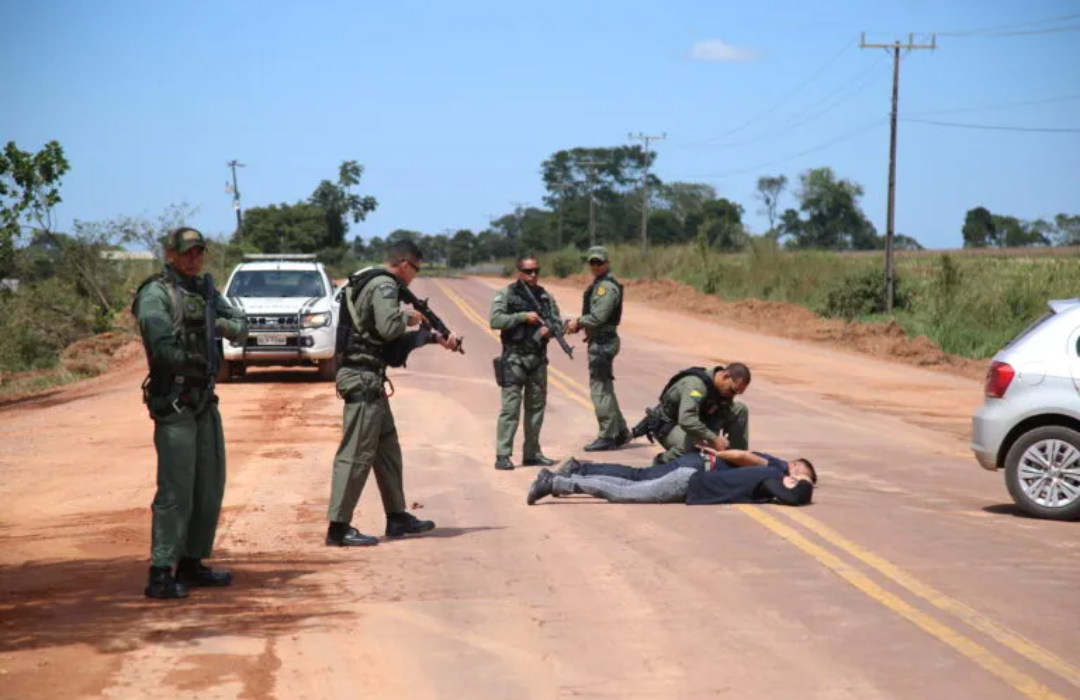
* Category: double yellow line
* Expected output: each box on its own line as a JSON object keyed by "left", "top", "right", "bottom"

{"left": 434, "top": 277, "right": 1080, "bottom": 700}
{"left": 435, "top": 280, "right": 592, "bottom": 410}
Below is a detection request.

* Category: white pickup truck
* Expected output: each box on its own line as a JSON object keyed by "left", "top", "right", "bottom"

{"left": 220, "top": 254, "right": 340, "bottom": 381}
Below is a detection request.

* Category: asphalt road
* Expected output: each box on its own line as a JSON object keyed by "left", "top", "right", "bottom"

{"left": 0, "top": 276, "right": 1077, "bottom": 700}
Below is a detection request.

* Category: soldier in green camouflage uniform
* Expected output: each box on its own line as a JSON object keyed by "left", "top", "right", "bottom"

{"left": 326, "top": 240, "right": 461, "bottom": 547}
{"left": 655, "top": 364, "right": 751, "bottom": 463}
{"left": 489, "top": 256, "right": 561, "bottom": 470}
{"left": 133, "top": 228, "right": 248, "bottom": 599}
{"left": 565, "top": 246, "right": 631, "bottom": 452}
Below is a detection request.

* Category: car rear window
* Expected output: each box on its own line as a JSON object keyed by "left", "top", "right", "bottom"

{"left": 1005, "top": 311, "right": 1054, "bottom": 348}
{"left": 227, "top": 270, "right": 325, "bottom": 298}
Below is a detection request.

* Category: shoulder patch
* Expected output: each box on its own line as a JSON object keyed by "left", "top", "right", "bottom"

{"left": 595, "top": 285, "right": 607, "bottom": 297}
{"left": 689, "top": 389, "right": 704, "bottom": 401}
{"left": 379, "top": 283, "right": 398, "bottom": 299}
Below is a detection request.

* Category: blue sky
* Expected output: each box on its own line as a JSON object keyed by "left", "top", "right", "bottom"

{"left": 3, "top": 0, "right": 1078, "bottom": 250}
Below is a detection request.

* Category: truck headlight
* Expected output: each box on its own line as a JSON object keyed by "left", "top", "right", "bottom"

{"left": 302, "top": 312, "right": 331, "bottom": 328}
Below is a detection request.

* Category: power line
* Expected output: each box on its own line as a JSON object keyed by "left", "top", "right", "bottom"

{"left": 948, "top": 24, "right": 1080, "bottom": 38}
{"left": 938, "top": 12, "right": 1080, "bottom": 36}
{"left": 900, "top": 118, "right": 1080, "bottom": 133}
{"left": 680, "top": 118, "right": 886, "bottom": 180}
{"left": 675, "top": 40, "right": 853, "bottom": 148}
{"left": 902, "top": 93, "right": 1080, "bottom": 117}
{"left": 679, "top": 53, "right": 887, "bottom": 152}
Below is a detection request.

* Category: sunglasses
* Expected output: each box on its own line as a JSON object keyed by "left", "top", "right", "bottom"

{"left": 519, "top": 267, "right": 540, "bottom": 275}
{"left": 403, "top": 259, "right": 422, "bottom": 273}
{"left": 588, "top": 259, "right": 605, "bottom": 266}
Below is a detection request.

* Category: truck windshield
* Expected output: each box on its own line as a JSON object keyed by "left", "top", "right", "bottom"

{"left": 227, "top": 270, "right": 325, "bottom": 298}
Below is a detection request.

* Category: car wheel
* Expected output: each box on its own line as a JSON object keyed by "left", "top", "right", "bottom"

{"left": 1004, "top": 425, "right": 1080, "bottom": 521}
{"left": 318, "top": 355, "right": 339, "bottom": 382}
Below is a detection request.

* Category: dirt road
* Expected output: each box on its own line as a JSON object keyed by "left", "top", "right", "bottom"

{"left": 1, "top": 276, "right": 1077, "bottom": 700}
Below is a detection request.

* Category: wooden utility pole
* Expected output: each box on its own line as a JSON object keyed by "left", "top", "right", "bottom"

{"left": 226, "top": 160, "right": 246, "bottom": 241}
{"left": 859, "top": 34, "right": 935, "bottom": 313}
{"left": 629, "top": 132, "right": 666, "bottom": 259}
{"left": 580, "top": 159, "right": 608, "bottom": 247}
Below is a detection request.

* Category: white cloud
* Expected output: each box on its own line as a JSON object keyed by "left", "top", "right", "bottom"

{"left": 690, "top": 39, "right": 759, "bottom": 63}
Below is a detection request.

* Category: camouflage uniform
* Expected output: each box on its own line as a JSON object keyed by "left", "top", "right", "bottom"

{"left": 577, "top": 247, "right": 629, "bottom": 443}
{"left": 657, "top": 366, "right": 749, "bottom": 463}
{"left": 489, "top": 280, "right": 562, "bottom": 463}
{"left": 134, "top": 259, "right": 248, "bottom": 570}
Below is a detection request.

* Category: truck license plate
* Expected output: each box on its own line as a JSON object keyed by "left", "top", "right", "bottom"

{"left": 256, "top": 335, "right": 288, "bottom": 346}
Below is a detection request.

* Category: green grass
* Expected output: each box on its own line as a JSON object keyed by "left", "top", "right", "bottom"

{"left": 535, "top": 242, "right": 1080, "bottom": 360}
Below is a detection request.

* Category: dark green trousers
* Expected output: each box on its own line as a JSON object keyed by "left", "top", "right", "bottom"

{"left": 150, "top": 400, "right": 226, "bottom": 568}
{"left": 495, "top": 353, "right": 547, "bottom": 459}
{"left": 658, "top": 401, "right": 749, "bottom": 462}
{"left": 327, "top": 367, "right": 407, "bottom": 524}
{"left": 588, "top": 336, "right": 628, "bottom": 439}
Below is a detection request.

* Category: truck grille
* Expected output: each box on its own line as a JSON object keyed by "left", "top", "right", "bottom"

{"left": 247, "top": 314, "right": 300, "bottom": 332}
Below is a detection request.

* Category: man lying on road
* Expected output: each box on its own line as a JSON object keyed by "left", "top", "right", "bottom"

{"left": 525, "top": 448, "right": 816, "bottom": 507}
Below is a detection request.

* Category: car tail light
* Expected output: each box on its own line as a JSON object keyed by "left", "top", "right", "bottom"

{"left": 984, "top": 361, "right": 1015, "bottom": 398}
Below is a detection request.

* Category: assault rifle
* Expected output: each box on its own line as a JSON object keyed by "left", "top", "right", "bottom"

{"left": 518, "top": 282, "right": 574, "bottom": 359}
{"left": 399, "top": 286, "right": 465, "bottom": 355}
{"left": 204, "top": 273, "right": 221, "bottom": 391}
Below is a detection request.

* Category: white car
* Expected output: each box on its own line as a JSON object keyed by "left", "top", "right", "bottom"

{"left": 220, "top": 254, "right": 340, "bottom": 381}
{"left": 971, "top": 299, "right": 1080, "bottom": 520}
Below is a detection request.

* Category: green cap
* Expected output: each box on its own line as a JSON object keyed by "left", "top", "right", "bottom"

{"left": 585, "top": 245, "right": 609, "bottom": 262}
{"left": 167, "top": 227, "right": 206, "bottom": 253}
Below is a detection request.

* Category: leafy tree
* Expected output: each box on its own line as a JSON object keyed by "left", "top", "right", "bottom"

{"left": 243, "top": 203, "right": 329, "bottom": 253}
{"left": 894, "top": 234, "right": 924, "bottom": 251}
{"left": 780, "top": 168, "right": 878, "bottom": 250}
{"left": 962, "top": 206, "right": 996, "bottom": 248}
{"left": 656, "top": 182, "right": 717, "bottom": 223}
{"left": 645, "top": 209, "right": 685, "bottom": 246}
{"left": 448, "top": 229, "right": 476, "bottom": 268}
{"left": 307, "top": 160, "right": 378, "bottom": 248}
{"left": 1054, "top": 214, "right": 1080, "bottom": 246}
{"left": 994, "top": 215, "right": 1050, "bottom": 247}
{"left": 755, "top": 175, "right": 788, "bottom": 234}
{"left": 0, "top": 141, "right": 70, "bottom": 280}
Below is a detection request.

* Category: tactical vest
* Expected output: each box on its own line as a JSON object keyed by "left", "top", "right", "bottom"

{"left": 338, "top": 267, "right": 400, "bottom": 369}
{"left": 581, "top": 273, "right": 624, "bottom": 328}
{"left": 501, "top": 281, "right": 553, "bottom": 354}
{"left": 660, "top": 367, "right": 727, "bottom": 419}
{"left": 133, "top": 267, "right": 213, "bottom": 404}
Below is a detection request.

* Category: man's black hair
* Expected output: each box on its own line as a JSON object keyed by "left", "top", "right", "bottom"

{"left": 795, "top": 458, "right": 817, "bottom": 484}
{"left": 726, "top": 362, "right": 752, "bottom": 385}
{"left": 516, "top": 255, "right": 538, "bottom": 270}
{"left": 386, "top": 240, "right": 424, "bottom": 265}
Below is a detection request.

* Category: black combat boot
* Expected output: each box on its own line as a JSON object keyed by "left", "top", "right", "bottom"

{"left": 614, "top": 428, "right": 632, "bottom": 447}
{"left": 583, "top": 437, "right": 618, "bottom": 452}
{"left": 522, "top": 454, "right": 556, "bottom": 467}
{"left": 176, "top": 558, "right": 234, "bottom": 587}
{"left": 495, "top": 455, "right": 515, "bottom": 470}
{"left": 144, "top": 566, "right": 190, "bottom": 600}
{"left": 527, "top": 469, "right": 556, "bottom": 505}
{"left": 326, "top": 522, "right": 379, "bottom": 547}
{"left": 386, "top": 512, "right": 436, "bottom": 538}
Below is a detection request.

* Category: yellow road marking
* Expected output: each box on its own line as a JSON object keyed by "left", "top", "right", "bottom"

{"left": 436, "top": 278, "right": 1074, "bottom": 700}
{"left": 434, "top": 280, "right": 593, "bottom": 410}
{"left": 738, "top": 506, "right": 1068, "bottom": 700}
{"left": 779, "top": 507, "right": 1080, "bottom": 691}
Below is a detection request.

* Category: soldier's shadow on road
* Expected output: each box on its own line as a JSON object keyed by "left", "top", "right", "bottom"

{"left": 379, "top": 525, "right": 506, "bottom": 544}
{"left": 0, "top": 553, "right": 353, "bottom": 655}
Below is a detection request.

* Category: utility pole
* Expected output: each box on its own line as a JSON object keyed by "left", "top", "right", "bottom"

{"left": 551, "top": 182, "right": 575, "bottom": 249}
{"left": 860, "top": 33, "right": 935, "bottom": 314}
{"left": 226, "top": 160, "right": 246, "bottom": 241}
{"left": 580, "top": 159, "right": 608, "bottom": 247}
{"left": 629, "top": 132, "right": 666, "bottom": 259}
